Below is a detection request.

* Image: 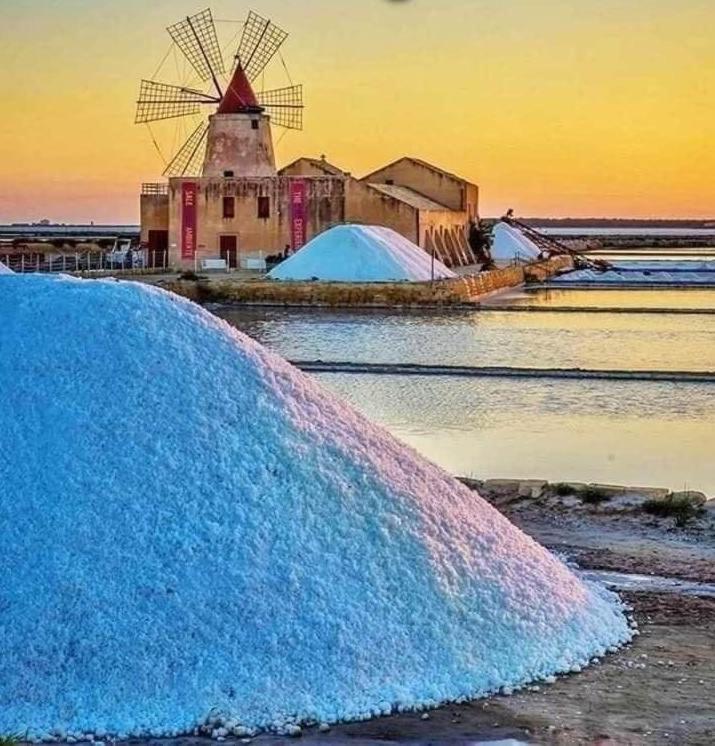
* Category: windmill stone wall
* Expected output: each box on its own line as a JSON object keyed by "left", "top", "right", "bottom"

{"left": 202, "top": 113, "right": 277, "bottom": 179}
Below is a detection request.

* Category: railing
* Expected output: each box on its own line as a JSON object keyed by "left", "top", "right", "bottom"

{"left": 1, "top": 249, "right": 169, "bottom": 274}
{"left": 141, "top": 183, "right": 169, "bottom": 196}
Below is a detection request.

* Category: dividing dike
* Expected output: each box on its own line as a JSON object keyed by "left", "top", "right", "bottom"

{"left": 292, "top": 360, "right": 715, "bottom": 384}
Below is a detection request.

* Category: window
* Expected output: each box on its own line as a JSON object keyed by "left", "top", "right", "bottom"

{"left": 251, "top": 119, "right": 259, "bottom": 130}
{"left": 222, "top": 196, "right": 235, "bottom": 219}
{"left": 385, "top": 179, "right": 395, "bottom": 185}
{"left": 223, "top": 170, "right": 234, "bottom": 177}
{"left": 257, "top": 196, "right": 270, "bottom": 219}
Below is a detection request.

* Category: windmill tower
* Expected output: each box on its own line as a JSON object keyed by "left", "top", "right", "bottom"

{"left": 136, "top": 9, "right": 303, "bottom": 179}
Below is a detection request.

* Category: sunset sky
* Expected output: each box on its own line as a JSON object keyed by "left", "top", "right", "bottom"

{"left": 1, "top": 0, "right": 713, "bottom": 223}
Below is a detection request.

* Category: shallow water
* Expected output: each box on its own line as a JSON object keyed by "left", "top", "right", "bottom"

{"left": 485, "top": 287, "right": 715, "bottom": 311}
{"left": 312, "top": 374, "right": 715, "bottom": 494}
{"left": 217, "top": 302, "right": 715, "bottom": 494}
{"left": 219, "top": 305, "right": 715, "bottom": 372}
{"left": 580, "top": 570, "right": 715, "bottom": 598}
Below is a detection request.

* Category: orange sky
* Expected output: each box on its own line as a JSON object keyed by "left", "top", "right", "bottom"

{"left": 0, "top": 0, "right": 713, "bottom": 223}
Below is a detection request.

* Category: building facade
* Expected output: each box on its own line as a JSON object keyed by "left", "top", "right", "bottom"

{"left": 140, "top": 65, "right": 479, "bottom": 269}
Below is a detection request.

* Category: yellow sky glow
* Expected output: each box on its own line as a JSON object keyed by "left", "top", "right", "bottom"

{"left": 0, "top": 0, "right": 713, "bottom": 222}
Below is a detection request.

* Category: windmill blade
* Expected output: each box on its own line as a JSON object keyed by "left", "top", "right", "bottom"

{"left": 257, "top": 85, "right": 304, "bottom": 130}
{"left": 136, "top": 80, "right": 217, "bottom": 124}
{"left": 163, "top": 121, "right": 209, "bottom": 177}
{"left": 167, "top": 8, "right": 225, "bottom": 92}
{"left": 237, "top": 11, "right": 288, "bottom": 82}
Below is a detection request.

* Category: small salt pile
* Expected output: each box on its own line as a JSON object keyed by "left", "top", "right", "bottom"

{"left": 269, "top": 224, "right": 456, "bottom": 282}
{"left": 0, "top": 275, "right": 632, "bottom": 740}
{"left": 491, "top": 222, "right": 541, "bottom": 265}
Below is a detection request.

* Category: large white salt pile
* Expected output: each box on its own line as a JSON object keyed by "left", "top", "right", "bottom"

{"left": 0, "top": 260, "right": 13, "bottom": 274}
{"left": 491, "top": 222, "right": 541, "bottom": 265}
{"left": 0, "top": 275, "right": 632, "bottom": 740}
{"left": 269, "top": 224, "right": 456, "bottom": 282}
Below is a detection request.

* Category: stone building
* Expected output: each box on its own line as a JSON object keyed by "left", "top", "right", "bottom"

{"left": 140, "top": 65, "right": 479, "bottom": 269}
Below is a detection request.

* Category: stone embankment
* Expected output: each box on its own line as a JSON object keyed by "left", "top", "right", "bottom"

{"left": 461, "top": 477, "right": 713, "bottom": 527}
{"left": 161, "top": 256, "right": 573, "bottom": 308}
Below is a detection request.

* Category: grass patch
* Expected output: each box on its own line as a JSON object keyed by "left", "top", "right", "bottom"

{"left": 580, "top": 486, "right": 611, "bottom": 504}
{"left": 643, "top": 495, "right": 702, "bottom": 527}
{"left": 552, "top": 482, "right": 575, "bottom": 496}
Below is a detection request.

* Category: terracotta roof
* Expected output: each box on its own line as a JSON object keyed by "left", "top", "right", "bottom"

{"left": 217, "top": 65, "right": 260, "bottom": 113}
{"left": 367, "top": 183, "right": 450, "bottom": 211}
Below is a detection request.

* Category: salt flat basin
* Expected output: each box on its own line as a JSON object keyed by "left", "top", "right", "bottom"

{"left": 549, "top": 266, "right": 715, "bottom": 286}
{"left": 216, "top": 305, "right": 715, "bottom": 496}
{"left": 315, "top": 374, "right": 715, "bottom": 497}
{"left": 216, "top": 303, "right": 715, "bottom": 372}
{"left": 483, "top": 287, "right": 715, "bottom": 310}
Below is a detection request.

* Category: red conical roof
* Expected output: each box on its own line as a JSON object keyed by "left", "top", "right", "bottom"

{"left": 217, "top": 64, "right": 261, "bottom": 114}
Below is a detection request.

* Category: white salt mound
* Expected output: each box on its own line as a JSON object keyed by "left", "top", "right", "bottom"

{"left": 0, "top": 260, "right": 13, "bottom": 274}
{"left": 491, "top": 222, "right": 541, "bottom": 265}
{"left": 0, "top": 275, "right": 632, "bottom": 739}
{"left": 268, "top": 224, "right": 456, "bottom": 282}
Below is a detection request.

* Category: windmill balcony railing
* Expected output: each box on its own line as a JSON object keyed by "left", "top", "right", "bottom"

{"left": 142, "top": 183, "right": 169, "bottom": 196}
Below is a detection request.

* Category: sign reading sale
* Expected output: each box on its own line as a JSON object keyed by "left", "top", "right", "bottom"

{"left": 181, "top": 182, "right": 197, "bottom": 260}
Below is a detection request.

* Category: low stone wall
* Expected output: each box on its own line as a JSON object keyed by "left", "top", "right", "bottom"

{"left": 162, "top": 256, "right": 573, "bottom": 308}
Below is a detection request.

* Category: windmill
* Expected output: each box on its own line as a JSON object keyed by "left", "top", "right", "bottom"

{"left": 136, "top": 8, "right": 303, "bottom": 178}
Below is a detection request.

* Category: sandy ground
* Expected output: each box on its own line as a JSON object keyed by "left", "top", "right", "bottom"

{"left": 506, "top": 507, "right": 715, "bottom": 585}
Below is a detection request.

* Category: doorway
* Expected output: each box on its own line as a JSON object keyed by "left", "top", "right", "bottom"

{"left": 147, "top": 230, "right": 168, "bottom": 268}
{"left": 219, "top": 235, "right": 238, "bottom": 269}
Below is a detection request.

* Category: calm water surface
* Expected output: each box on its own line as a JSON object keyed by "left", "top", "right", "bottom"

{"left": 487, "top": 287, "right": 715, "bottom": 311}
{"left": 218, "top": 298, "right": 715, "bottom": 493}
{"left": 315, "top": 374, "right": 715, "bottom": 494}
{"left": 219, "top": 305, "right": 715, "bottom": 371}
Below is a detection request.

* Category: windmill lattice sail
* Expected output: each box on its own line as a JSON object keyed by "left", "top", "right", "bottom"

{"left": 237, "top": 11, "right": 289, "bottom": 81}
{"left": 163, "top": 121, "right": 209, "bottom": 177}
{"left": 135, "top": 81, "right": 217, "bottom": 124}
{"left": 257, "top": 85, "right": 304, "bottom": 130}
{"left": 136, "top": 7, "right": 304, "bottom": 177}
{"left": 167, "top": 8, "right": 225, "bottom": 85}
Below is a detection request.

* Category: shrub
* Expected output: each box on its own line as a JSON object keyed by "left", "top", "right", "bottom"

{"left": 580, "top": 486, "right": 611, "bottom": 504}
{"left": 643, "top": 495, "right": 702, "bottom": 527}
{"left": 552, "top": 483, "right": 575, "bottom": 496}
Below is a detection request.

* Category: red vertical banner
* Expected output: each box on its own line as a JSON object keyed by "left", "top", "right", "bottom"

{"left": 181, "top": 182, "right": 197, "bottom": 261}
{"left": 290, "top": 179, "right": 306, "bottom": 251}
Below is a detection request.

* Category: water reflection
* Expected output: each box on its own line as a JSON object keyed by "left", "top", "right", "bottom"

{"left": 314, "top": 374, "right": 715, "bottom": 494}
{"left": 485, "top": 287, "right": 715, "bottom": 310}
{"left": 216, "top": 305, "right": 715, "bottom": 493}
{"left": 218, "top": 305, "right": 715, "bottom": 372}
